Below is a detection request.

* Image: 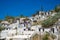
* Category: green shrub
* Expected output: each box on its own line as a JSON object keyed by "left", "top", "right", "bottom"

{"left": 42, "top": 12, "right": 60, "bottom": 28}
{"left": 50, "top": 34, "right": 56, "bottom": 39}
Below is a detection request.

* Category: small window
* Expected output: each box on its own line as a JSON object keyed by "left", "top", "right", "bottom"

{"left": 51, "top": 28, "right": 54, "bottom": 33}
{"left": 32, "top": 18, "right": 34, "bottom": 20}
{"left": 24, "top": 29, "right": 26, "bottom": 31}
{"left": 39, "top": 28, "right": 41, "bottom": 31}
{"left": 28, "top": 28, "right": 30, "bottom": 30}
{"left": 43, "top": 28, "right": 44, "bottom": 32}
{"left": 33, "top": 20, "right": 37, "bottom": 22}
{"left": 37, "top": 18, "right": 38, "bottom": 19}
{"left": 41, "top": 13, "right": 44, "bottom": 15}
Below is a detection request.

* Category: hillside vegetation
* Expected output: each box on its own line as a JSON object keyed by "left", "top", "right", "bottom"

{"left": 42, "top": 12, "right": 60, "bottom": 28}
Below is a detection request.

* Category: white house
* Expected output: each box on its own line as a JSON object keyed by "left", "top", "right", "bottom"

{"left": 1, "top": 21, "right": 10, "bottom": 28}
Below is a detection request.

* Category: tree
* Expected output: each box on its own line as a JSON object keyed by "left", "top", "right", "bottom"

{"left": 42, "top": 32, "right": 56, "bottom": 40}
{"left": 42, "top": 34, "right": 49, "bottom": 40}
{"left": 55, "top": 5, "right": 60, "bottom": 12}
{"left": 5, "top": 16, "right": 14, "bottom": 20}
{"left": 42, "top": 32, "right": 50, "bottom": 40}
{"left": 5, "top": 16, "right": 14, "bottom": 23}
{"left": 0, "top": 20, "right": 2, "bottom": 23}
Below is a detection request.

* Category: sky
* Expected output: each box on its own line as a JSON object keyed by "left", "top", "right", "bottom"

{"left": 0, "top": 0, "right": 60, "bottom": 20}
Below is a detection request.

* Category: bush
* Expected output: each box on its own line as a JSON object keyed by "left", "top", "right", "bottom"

{"left": 50, "top": 34, "right": 56, "bottom": 39}
{"left": 42, "top": 12, "right": 60, "bottom": 28}
{"left": 0, "top": 26, "right": 5, "bottom": 32}
{"left": 42, "top": 32, "right": 50, "bottom": 40}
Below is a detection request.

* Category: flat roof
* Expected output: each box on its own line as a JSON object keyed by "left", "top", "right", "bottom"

{"left": 6, "top": 35, "right": 31, "bottom": 39}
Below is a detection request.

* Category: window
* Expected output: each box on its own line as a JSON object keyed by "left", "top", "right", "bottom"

{"left": 51, "top": 28, "right": 54, "bottom": 33}
{"left": 45, "top": 12, "right": 46, "bottom": 15}
{"left": 39, "top": 28, "right": 41, "bottom": 31}
{"left": 32, "top": 18, "right": 34, "bottom": 20}
{"left": 41, "top": 13, "right": 44, "bottom": 15}
{"left": 33, "top": 20, "right": 37, "bottom": 22}
{"left": 24, "top": 29, "right": 26, "bottom": 31}
{"left": 37, "top": 18, "right": 38, "bottom": 20}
